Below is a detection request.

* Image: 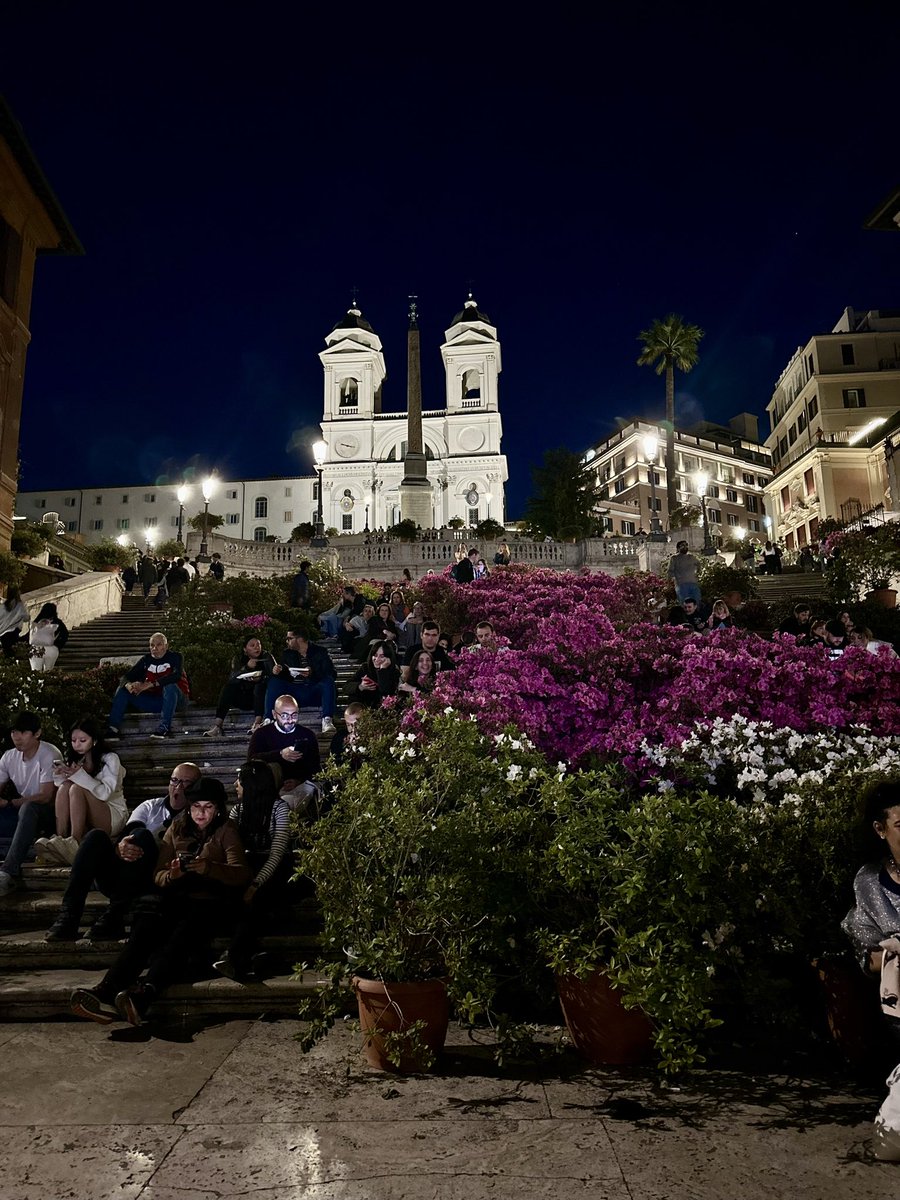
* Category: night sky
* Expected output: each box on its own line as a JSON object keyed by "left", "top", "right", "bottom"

{"left": 3, "top": 5, "right": 899, "bottom": 517}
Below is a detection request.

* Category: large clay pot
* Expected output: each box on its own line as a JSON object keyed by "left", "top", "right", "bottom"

{"left": 353, "top": 976, "right": 449, "bottom": 1073}
{"left": 813, "top": 957, "right": 879, "bottom": 1069}
{"left": 556, "top": 970, "right": 654, "bottom": 1066}
{"left": 868, "top": 588, "right": 898, "bottom": 610}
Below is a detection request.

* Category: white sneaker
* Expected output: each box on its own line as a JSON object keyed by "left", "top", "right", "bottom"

{"left": 322, "top": 717, "right": 336, "bottom": 734}
{"left": 0, "top": 870, "right": 19, "bottom": 896}
{"left": 34, "top": 837, "right": 66, "bottom": 866}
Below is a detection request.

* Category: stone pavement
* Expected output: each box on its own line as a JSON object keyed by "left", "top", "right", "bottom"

{"left": 0, "top": 1017, "right": 895, "bottom": 1198}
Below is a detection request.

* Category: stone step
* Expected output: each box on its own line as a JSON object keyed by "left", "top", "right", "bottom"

{"left": 0, "top": 930, "right": 322, "bottom": 971}
{"left": 0, "top": 966, "right": 332, "bottom": 1020}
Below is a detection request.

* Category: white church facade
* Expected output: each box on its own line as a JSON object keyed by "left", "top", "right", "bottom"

{"left": 15, "top": 297, "right": 509, "bottom": 542}
{"left": 318, "top": 296, "right": 507, "bottom": 532}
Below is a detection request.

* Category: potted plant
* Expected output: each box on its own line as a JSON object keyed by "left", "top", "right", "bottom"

{"left": 84, "top": 538, "right": 135, "bottom": 573}
{"left": 0, "top": 551, "right": 26, "bottom": 591}
{"left": 825, "top": 525, "right": 900, "bottom": 608}
{"left": 294, "top": 711, "right": 554, "bottom": 1071}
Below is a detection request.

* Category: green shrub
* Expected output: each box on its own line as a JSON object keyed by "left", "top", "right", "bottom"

{"left": 10, "top": 526, "right": 49, "bottom": 560}
{"left": 0, "top": 659, "right": 114, "bottom": 749}
{"left": 84, "top": 539, "right": 135, "bottom": 572}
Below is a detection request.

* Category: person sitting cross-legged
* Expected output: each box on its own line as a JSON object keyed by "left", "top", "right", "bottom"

{"left": 0, "top": 712, "right": 64, "bottom": 898}
{"left": 70, "top": 777, "right": 251, "bottom": 1027}
{"left": 44, "top": 762, "right": 201, "bottom": 942}
{"left": 264, "top": 629, "right": 337, "bottom": 735}
{"left": 106, "top": 632, "right": 185, "bottom": 740}
{"left": 203, "top": 634, "right": 275, "bottom": 739}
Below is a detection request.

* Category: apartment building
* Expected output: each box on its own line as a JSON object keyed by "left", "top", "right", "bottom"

{"left": 584, "top": 415, "right": 772, "bottom": 538}
{"left": 764, "top": 307, "right": 900, "bottom": 549}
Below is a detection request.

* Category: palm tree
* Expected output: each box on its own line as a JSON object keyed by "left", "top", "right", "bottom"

{"left": 637, "top": 315, "right": 704, "bottom": 520}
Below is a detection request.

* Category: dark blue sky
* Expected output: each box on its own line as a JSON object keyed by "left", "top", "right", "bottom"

{"left": 4, "top": 5, "right": 899, "bottom": 516}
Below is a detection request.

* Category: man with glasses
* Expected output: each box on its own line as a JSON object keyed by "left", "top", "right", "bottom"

{"left": 248, "top": 696, "right": 320, "bottom": 795}
{"left": 265, "top": 630, "right": 337, "bottom": 734}
{"left": 43, "top": 762, "right": 202, "bottom": 942}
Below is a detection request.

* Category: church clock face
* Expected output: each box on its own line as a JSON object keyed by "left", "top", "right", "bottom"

{"left": 335, "top": 435, "right": 359, "bottom": 458}
{"left": 466, "top": 488, "right": 479, "bottom": 506}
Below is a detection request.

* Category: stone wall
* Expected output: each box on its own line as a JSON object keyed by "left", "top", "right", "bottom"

{"left": 24, "top": 571, "right": 123, "bottom": 629}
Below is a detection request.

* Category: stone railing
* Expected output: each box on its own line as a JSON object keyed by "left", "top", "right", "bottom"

{"left": 24, "top": 571, "right": 123, "bottom": 630}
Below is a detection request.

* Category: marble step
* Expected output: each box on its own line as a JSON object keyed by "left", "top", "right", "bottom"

{"left": 0, "top": 930, "right": 323, "bottom": 971}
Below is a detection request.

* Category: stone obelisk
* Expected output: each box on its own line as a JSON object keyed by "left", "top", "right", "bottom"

{"left": 399, "top": 296, "right": 433, "bottom": 528}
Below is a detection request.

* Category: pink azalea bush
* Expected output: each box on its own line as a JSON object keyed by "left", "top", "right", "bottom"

{"left": 401, "top": 568, "right": 900, "bottom": 768}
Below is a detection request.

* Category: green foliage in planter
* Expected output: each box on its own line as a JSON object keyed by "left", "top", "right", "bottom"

{"left": 294, "top": 711, "right": 557, "bottom": 1063}
{"left": 474, "top": 518, "right": 506, "bottom": 540}
{"left": 84, "top": 539, "right": 135, "bottom": 572}
{"left": 0, "top": 660, "right": 114, "bottom": 749}
{"left": 668, "top": 503, "right": 702, "bottom": 528}
{"left": 388, "top": 519, "right": 418, "bottom": 542}
{"left": 447, "top": 517, "right": 465, "bottom": 529}
{"left": 154, "top": 538, "right": 184, "bottom": 558}
{"left": 290, "top": 522, "right": 315, "bottom": 542}
{"left": 10, "top": 526, "right": 49, "bottom": 560}
{"left": 697, "top": 558, "right": 759, "bottom": 602}
{"left": 188, "top": 511, "right": 224, "bottom": 536}
{"left": 826, "top": 524, "right": 900, "bottom": 599}
{"left": 0, "top": 551, "right": 25, "bottom": 589}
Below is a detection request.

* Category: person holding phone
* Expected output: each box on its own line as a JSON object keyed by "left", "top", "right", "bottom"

{"left": 265, "top": 629, "right": 337, "bottom": 735}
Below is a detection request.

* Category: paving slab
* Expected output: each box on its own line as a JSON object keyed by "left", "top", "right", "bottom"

{"left": 0, "top": 1018, "right": 895, "bottom": 1199}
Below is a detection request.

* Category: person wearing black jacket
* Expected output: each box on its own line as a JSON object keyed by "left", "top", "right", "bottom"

{"left": 349, "top": 641, "right": 400, "bottom": 708}
{"left": 264, "top": 629, "right": 338, "bottom": 733}
{"left": 203, "top": 635, "right": 276, "bottom": 737}
{"left": 453, "top": 547, "right": 480, "bottom": 583}
{"left": 106, "top": 632, "right": 184, "bottom": 739}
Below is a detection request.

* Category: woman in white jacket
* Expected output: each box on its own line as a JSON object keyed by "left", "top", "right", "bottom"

{"left": 36, "top": 717, "right": 127, "bottom": 865}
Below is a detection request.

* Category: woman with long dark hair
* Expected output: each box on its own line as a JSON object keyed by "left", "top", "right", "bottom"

{"left": 70, "top": 777, "right": 250, "bottom": 1025}
{"left": 214, "top": 760, "right": 291, "bottom": 982}
{"left": 35, "top": 717, "right": 126, "bottom": 866}
{"left": 350, "top": 640, "right": 400, "bottom": 708}
{"left": 28, "top": 601, "right": 68, "bottom": 672}
{"left": 203, "top": 633, "right": 276, "bottom": 738}
{"left": 0, "top": 586, "right": 29, "bottom": 656}
{"left": 399, "top": 648, "right": 438, "bottom": 696}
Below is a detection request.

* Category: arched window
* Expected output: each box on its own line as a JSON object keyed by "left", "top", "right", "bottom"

{"left": 254, "top": 496, "right": 268, "bottom": 519}
{"left": 340, "top": 378, "right": 359, "bottom": 407}
{"left": 462, "top": 368, "right": 481, "bottom": 400}
{"left": 253, "top": 526, "right": 267, "bottom": 542}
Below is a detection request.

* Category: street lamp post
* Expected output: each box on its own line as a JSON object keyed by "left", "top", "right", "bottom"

{"left": 197, "top": 475, "right": 217, "bottom": 564}
{"left": 642, "top": 432, "right": 666, "bottom": 540}
{"left": 176, "top": 484, "right": 191, "bottom": 545}
{"left": 694, "top": 470, "right": 716, "bottom": 555}
{"left": 311, "top": 440, "right": 328, "bottom": 548}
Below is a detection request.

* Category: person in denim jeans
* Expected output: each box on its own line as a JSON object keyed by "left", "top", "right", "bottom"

{"left": 0, "top": 712, "right": 64, "bottom": 896}
{"left": 107, "top": 632, "right": 184, "bottom": 740}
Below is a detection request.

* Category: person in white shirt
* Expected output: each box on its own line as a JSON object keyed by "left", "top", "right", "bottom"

{"left": 44, "top": 761, "right": 201, "bottom": 942}
{"left": 0, "top": 712, "right": 64, "bottom": 896}
{"left": 849, "top": 627, "right": 899, "bottom": 659}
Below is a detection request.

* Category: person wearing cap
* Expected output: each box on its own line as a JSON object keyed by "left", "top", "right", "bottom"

{"left": 0, "top": 712, "right": 64, "bottom": 897}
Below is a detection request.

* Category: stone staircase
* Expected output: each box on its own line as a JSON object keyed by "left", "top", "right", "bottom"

{"left": 0, "top": 604, "right": 360, "bottom": 1021}
{"left": 56, "top": 594, "right": 167, "bottom": 673}
{"left": 757, "top": 571, "right": 829, "bottom": 605}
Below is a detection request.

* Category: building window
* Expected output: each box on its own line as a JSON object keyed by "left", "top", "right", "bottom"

{"left": 615, "top": 454, "right": 626, "bottom": 473}
{"left": 842, "top": 388, "right": 866, "bottom": 408}
{"left": 649, "top": 497, "right": 662, "bottom": 511}
{"left": 614, "top": 478, "right": 626, "bottom": 494}
{"left": 144, "top": 517, "right": 157, "bottom": 528}
{"left": 253, "top": 527, "right": 267, "bottom": 541}
{"left": 121, "top": 494, "right": 129, "bottom": 503}
{"left": 781, "top": 486, "right": 791, "bottom": 511}
{"left": 67, "top": 520, "right": 77, "bottom": 532}
{"left": 804, "top": 468, "right": 815, "bottom": 495}
{"left": 797, "top": 412, "right": 807, "bottom": 433}
{"left": 226, "top": 513, "right": 240, "bottom": 525}
{"left": 707, "top": 509, "right": 721, "bottom": 525}
{"left": 621, "top": 520, "right": 636, "bottom": 536}
{"left": 340, "top": 378, "right": 359, "bottom": 407}
{"left": 254, "top": 497, "right": 268, "bottom": 519}
{"left": 807, "top": 395, "right": 818, "bottom": 420}
{"left": 807, "top": 352, "right": 814, "bottom": 377}
{"left": 342, "top": 514, "right": 353, "bottom": 531}
{"left": 226, "top": 489, "right": 238, "bottom": 500}
{"left": 284, "top": 510, "right": 292, "bottom": 523}
{"left": 284, "top": 487, "right": 292, "bottom": 498}
{"left": 757, "top": 475, "right": 768, "bottom": 489}
{"left": 95, "top": 495, "right": 103, "bottom": 505}
{"left": 707, "top": 484, "right": 720, "bottom": 499}
{"left": 34, "top": 499, "right": 46, "bottom": 509}
{"left": 778, "top": 437, "right": 788, "bottom": 458}
{"left": 748, "top": 519, "right": 760, "bottom": 532}
{"left": 90, "top": 519, "right": 104, "bottom": 531}
{"left": 63, "top": 496, "right": 76, "bottom": 507}
{"left": 116, "top": 518, "right": 130, "bottom": 530}
{"left": 742, "top": 472, "right": 755, "bottom": 486}
{"left": 170, "top": 515, "right": 179, "bottom": 526}
{"left": 841, "top": 343, "right": 855, "bottom": 366}
{"left": 725, "top": 487, "right": 738, "bottom": 503}
{"left": 788, "top": 425, "right": 798, "bottom": 446}
{"left": 649, "top": 469, "right": 661, "bottom": 486}
{"left": 468, "top": 508, "right": 479, "bottom": 526}
{"left": 746, "top": 495, "right": 759, "bottom": 513}
{"left": 726, "top": 513, "right": 739, "bottom": 527}
{"left": 144, "top": 493, "right": 155, "bottom": 503}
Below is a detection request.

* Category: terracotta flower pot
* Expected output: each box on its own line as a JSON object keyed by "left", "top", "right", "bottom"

{"left": 352, "top": 976, "right": 449, "bottom": 1073}
{"left": 868, "top": 588, "right": 898, "bottom": 609}
{"left": 556, "top": 970, "right": 654, "bottom": 1066}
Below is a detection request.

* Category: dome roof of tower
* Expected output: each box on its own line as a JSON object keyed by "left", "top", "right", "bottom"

{"left": 451, "top": 295, "right": 491, "bottom": 325}
{"left": 332, "top": 306, "right": 375, "bottom": 333}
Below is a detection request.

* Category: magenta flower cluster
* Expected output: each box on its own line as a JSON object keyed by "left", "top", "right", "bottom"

{"left": 405, "top": 568, "right": 900, "bottom": 768}
{"left": 240, "top": 613, "right": 270, "bottom": 629}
